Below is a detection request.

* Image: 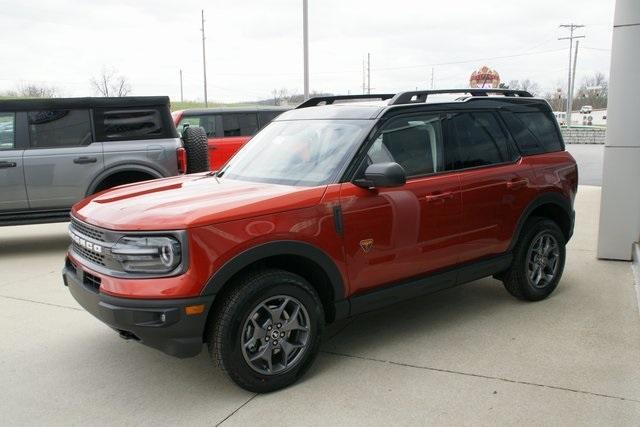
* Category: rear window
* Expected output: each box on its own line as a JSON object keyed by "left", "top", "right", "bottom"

{"left": 222, "top": 113, "right": 259, "bottom": 137}
{"left": 28, "top": 109, "right": 92, "bottom": 148}
{"left": 500, "top": 108, "right": 563, "bottom": 155}
{"left": 94, "top": 107, "right": 174, "bottom": 141}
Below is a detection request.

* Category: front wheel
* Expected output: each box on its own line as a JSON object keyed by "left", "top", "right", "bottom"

{"left": 207, "top": 269, "right": 324, "bottom": 393}
{"left": 502, "top": 218, "right": 566, "bottom": 301}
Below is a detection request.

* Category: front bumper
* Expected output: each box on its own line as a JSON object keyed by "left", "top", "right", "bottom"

{"left": 63, "top": 258, "right": 214, "bottom": 358}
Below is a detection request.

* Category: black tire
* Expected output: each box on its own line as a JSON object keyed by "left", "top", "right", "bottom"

{"left": 207, "top": 269, "right": 324, "bottom": 393}
{"left": 502, "top": 217, "right": 566, "bottom": 301}
{"left": 182, "top": 126, "right": 209, "bottom": 173}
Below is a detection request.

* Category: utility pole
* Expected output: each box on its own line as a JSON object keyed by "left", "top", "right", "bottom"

{"left": 201, "top": 9, "right": 208, "bottom": 107}
{"left": 559, "top": 24, "right": 585, "bottom": 126}
{"left": 367, "top": 53, "right": 371, "bottom": 94}
{"left": 570, "top": 40, "right": 580, "bottom": 122}
{"left": 430, "top": 68, "right": 434, "bottom": 89}
{"left": 179, "top": 69, "right": 184, "bottom": 103}
{"left": 362, "top": 57, "right": 366, "bottom": 94}
{"left": 302, "top": 0, "right": 309, "bottom": 100}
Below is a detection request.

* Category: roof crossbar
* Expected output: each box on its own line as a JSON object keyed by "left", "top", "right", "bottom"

{"left": 388, "top": 89, "right": 533, "bottom": 106}
{"left": 296, "top": 94, "right": 395, "bottom": 109}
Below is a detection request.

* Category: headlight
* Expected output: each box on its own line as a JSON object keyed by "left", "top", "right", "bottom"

{"left": 111, "top": 236, "right": 182, "bottom": 274}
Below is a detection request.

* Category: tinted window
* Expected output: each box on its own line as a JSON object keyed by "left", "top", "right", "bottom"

{"left": 222, "top": 113, "right": 259, "bottom": 137}
{"left": 447, "top": 112, "right": 512, "bottom": 169}
{"left": 366, "top": 114, "right": 444, "bottom": 177}
{"left": 258, "top": 111, "right": 283, "bottom": 130}
{"left": 28, "top": 110, "right": 92, "bottom": 148}
{"left": 501, "top": 109, "right": 563, "bottom": 155}
{"left": 94, "top": 107, "right": 172, "bottom": 141}
{"left": 0, "top": 113, "right": 15, "bottom": 150}
{"left": 178, "top": 115, "right": 217, "bottom": 137}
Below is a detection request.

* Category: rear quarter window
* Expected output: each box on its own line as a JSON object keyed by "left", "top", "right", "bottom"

{"left": 94, "top": 107, "right": 175, "bottom": 141}
{"left": 500, "top": 108, "right": 563, "bottom": 155}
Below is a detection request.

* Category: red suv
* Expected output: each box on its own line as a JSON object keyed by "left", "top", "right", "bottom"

{"left": 172, "top": 107, "right": 289, "bottom": 171}
{"left": 64, "top": 89, "right": 577, "bottom": 392}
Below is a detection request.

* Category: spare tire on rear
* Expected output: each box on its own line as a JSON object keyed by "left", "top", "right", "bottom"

{"left": 182, "top": 126, "right": 209, "bottom": 173}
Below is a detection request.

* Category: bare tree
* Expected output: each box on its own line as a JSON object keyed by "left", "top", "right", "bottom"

{"left": 574, "top": 72, "right": 608, "bottom": 110}
{"left": 3, "top": 83, "right": 58, "bottom": 98}
{"left": 90, "top": 67, "right": 132, "bottom": 97}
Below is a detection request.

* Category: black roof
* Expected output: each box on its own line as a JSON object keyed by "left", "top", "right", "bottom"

{"left": 0, "top": 96, "right": 170, "bottom": 112}
{"left": 180, "top": 106, "right": 290, "bottom": 115}
{"left": 277, "top": 89, "right": 549, "bottom": 121}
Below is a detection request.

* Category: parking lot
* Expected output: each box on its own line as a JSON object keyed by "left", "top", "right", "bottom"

{"left": 2, "top": 183, "right": 639, "bottom": 425}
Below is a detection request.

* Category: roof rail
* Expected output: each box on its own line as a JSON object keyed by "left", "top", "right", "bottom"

{"left": 296, "top": 94, "right": 395, "bottom": 109}
{"left": 388, "top": 89, "right": 533, "bottom": 106}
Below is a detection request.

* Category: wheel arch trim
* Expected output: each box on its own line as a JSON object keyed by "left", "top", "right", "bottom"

{"left": 509, "top": 192, "right": 574, "bottom": 251}
{"left": 199, "top": 240, "right": 347, "bottom": 301}
{"left": 86, "top": 162, "right": 164, "bottom": 196}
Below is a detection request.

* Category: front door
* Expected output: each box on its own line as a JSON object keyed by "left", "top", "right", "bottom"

{"left": 23, "top": 109, "right": 103, "bottom": 209}
{"left": 340, "top": 113, "right": 462, "bottom": 295}
{"left": 0, "top": 111, "right": 28, "bottom": 211}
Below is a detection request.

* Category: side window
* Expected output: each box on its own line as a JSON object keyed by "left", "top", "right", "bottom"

{"left": 94, "top": 107, "right": 170, "bottom": 141}
{"left": 0, "top": 112, "right": 15, "bottom": 150}
{"left": 447, "top": 112, "right": 511, "bottom": 169}
{"left": 501, "top": 109, "right": 563, "bottom": 155}
{"left": 28, "top": 110, "right": 92, "bottom": 148}
{"left": 258, "top": 111, "right": 282, "bottom": 130}
{"left": 365, "top": 114, "right": 444, "bottom": 177}
{"left": 178, "top": 115, "right": 217, "bottom": 137}
{"left": 222, "top": 113, "right": 259, "bottom": 137}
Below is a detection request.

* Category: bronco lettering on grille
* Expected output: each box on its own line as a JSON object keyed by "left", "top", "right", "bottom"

{"left": 69, "top": 230, "right": 103, "bottom": 254}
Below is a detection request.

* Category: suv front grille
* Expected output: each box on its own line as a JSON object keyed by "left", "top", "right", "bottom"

{"left": 72, "top": 241, "right": 106, "bottom": 266}
{"left": 71, "top": 218, "right": 106, "bottom": 242}
{"left": 83, "top": 272, "right": 102, "bottom": 293}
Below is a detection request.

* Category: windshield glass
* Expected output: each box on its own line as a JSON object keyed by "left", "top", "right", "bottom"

{"left": 218, "top": 119, "right": 372, "bottom": 186}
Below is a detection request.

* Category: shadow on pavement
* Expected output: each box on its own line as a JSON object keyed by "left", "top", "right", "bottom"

{"left": 0, "top": 232, "right": 70, "bottom": 256}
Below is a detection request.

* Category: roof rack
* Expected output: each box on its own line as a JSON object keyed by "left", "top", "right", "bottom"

{"left": 388, "top": 89, "right": 533, "bottom": 106}
{"left": 296, "top": 94, "right": 395, "bottom": 109}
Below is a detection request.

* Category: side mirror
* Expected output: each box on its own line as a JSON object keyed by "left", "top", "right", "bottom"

{"left": 354, "top": 162, "right": 406, "bottom": 189}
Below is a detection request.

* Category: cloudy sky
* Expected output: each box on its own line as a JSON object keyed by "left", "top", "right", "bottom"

{"left": 0, "top": 0, "right": 614, "bottom": 103}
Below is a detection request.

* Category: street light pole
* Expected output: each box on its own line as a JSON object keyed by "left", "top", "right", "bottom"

{"left": 559, "top": 24, "right": 585, "bottom": 126}
{"left": 303, "top": 0, "right": 309, "bottom": 100}
{"left": 201, "top": 9, "right": 208, "bottom": 107}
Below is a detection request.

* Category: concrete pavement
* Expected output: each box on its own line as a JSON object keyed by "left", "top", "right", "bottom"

{"left": 1, "top": 185, "right": 639, "bottom": 425}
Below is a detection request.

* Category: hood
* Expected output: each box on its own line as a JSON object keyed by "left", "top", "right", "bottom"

{"left": 72, "top": 174, "right": 327, "bottom": 231}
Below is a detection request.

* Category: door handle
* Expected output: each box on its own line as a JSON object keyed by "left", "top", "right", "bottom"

{"left": 506, "top": 179, "right": 528, "bottom": 190}
{"left": 73, "top": 156, "right": 97, "bottom": 164}
{"left": 0, "top": 161, "right": 17, "bottom": 168}
{"left": 425, "top": 192, "right": 454, "bottom": 203}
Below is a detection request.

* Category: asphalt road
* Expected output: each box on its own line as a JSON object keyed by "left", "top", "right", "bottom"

{"left": 566, "top": 144, "right": 603, "bottom": 186}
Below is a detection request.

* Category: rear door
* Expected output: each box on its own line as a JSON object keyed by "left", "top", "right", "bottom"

{"left": 0, "top": 111, "right": 28, "bottom": 211}
{"left": 445, "top": 111, "right": 533, "bottom": 263}
{"left": 23, "top": 109, "right": 103, "bottom": 209}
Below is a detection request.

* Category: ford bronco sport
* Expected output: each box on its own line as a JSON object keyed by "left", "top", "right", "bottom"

{"left": 63, "top": 89, "right": 578, "bottom": 392}
{"left": 0, "top": 96, "right": 207, "bottom": 226}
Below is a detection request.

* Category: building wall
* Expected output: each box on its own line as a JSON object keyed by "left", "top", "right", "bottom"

{"left": 561, "top": 127, "right": 606, "bottom": 144}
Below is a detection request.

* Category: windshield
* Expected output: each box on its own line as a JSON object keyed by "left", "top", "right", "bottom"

{"left": 218, "top": 119, "right": 372, "bottom": 186}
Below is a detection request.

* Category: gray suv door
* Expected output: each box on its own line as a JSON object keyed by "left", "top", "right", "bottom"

{"left": 0, "top": 111, "right": 28, "bottom": 210}
{"left": 23, "top": 109, "right": 104, "bottom": 209}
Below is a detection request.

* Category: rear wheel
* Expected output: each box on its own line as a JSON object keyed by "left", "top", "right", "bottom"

{"left": 502, "top": 218, "right": 566, "bottom": 301}
{"left": 182, "top": 126, "right": 209, "bottom": 173}
{"left": 207, "top": 269, "right": 324, "bottom": 393}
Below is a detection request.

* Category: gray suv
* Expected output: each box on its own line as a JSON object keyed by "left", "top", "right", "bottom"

{"left": 0, "top": 96, "right": 206, "bottom": 226}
